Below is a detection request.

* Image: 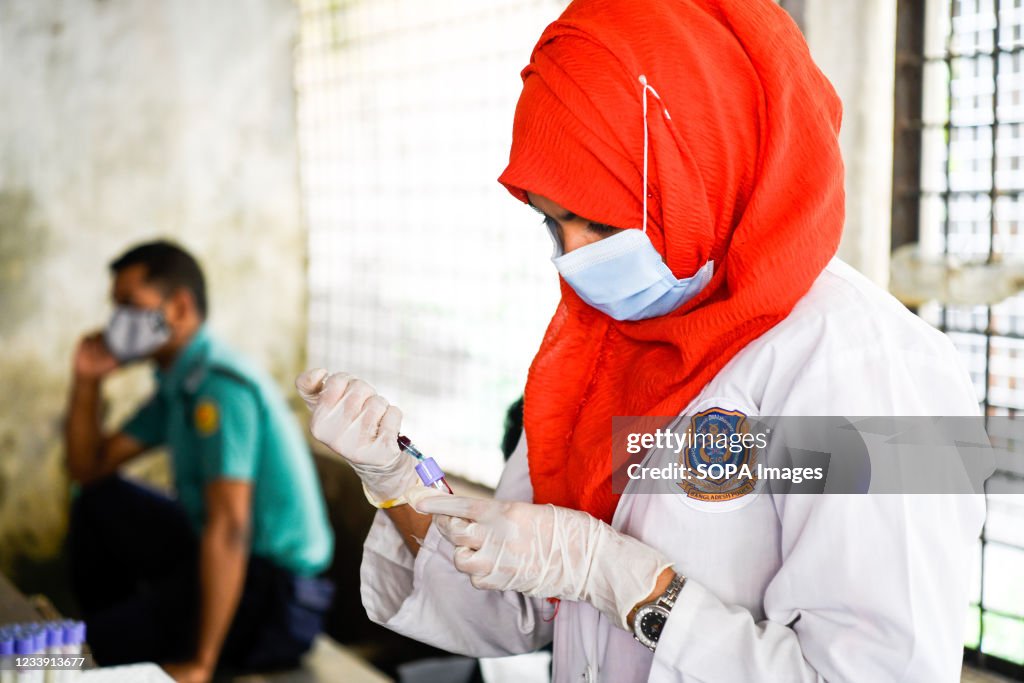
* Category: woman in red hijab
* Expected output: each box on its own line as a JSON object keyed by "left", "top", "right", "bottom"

{"left": 300, "top": 0, "right": 985, "bottom": 680}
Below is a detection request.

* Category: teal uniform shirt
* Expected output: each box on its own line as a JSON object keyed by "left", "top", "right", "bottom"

{"left": 122, "top": 325, "right": 334, "bottom": 576}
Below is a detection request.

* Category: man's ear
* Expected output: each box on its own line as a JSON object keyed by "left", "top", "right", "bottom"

{"left": 165, "top": 287, "right": 197, "bottom": 326}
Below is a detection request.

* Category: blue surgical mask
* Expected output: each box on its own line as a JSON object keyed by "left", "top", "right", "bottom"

{"left": 551, "top": 228, "right": 714, "bottom": 321}
{"left": 104, "top": 306, "right": 171, "bottom": 361}
{"left": 547, "top": 73, "right": 714, "bottom": 322}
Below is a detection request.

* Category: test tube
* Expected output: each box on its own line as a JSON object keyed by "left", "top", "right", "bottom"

{"left": 61, "top": 623, "right": 82, "bottom": 683}
{"left": 75, "top": 622, "right": 85, "bottom": 657}
{"left": 397, "top": 435, "right": 453, "bottom": 494}
{"left": 396, "top": 435, "right": 424, "bottom": 460}
{"left": 415, "top": 458, "right": 453, "bottom": 494}
{"left": 1, "top": 627, "right": 15, "bottom": 683}
{"left": 42, "top": 624, "right": 62, "bottom": 683}
{"left": 58, "top": 625, "right": 71, "bottom": 659}
{"left": 31, "top": 628, "right": 45, "bottom": 683}
{"left": 44, "top": 624, "right": 62, "bottom": 657}
{"left": 14, "top": 631, "right": 40, "bottom": 683}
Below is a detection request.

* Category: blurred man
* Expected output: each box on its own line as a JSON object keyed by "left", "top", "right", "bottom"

{"left": 65, "top": 241, "right": 334, "bottom": 683}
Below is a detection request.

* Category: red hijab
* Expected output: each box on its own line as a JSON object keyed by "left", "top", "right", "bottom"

{"left": 497, "top": 0, "right": 845, "bottom": 523}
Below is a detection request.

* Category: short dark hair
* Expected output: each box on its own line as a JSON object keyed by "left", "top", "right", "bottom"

{"left": 110, "top": 240, "right": 208, "bottom": 318}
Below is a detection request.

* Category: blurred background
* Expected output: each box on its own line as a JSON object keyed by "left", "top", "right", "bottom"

{"left": 0, "top": 0, "right": 1022, "bottom": 680}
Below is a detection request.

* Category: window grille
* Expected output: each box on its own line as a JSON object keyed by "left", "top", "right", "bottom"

{"left": 897, "top": 0, "right": 1024, "bottom": 672}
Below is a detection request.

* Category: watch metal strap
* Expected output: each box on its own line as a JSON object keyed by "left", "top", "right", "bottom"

{"left": 659, "top": 573, "right": 686, "bottom": 610}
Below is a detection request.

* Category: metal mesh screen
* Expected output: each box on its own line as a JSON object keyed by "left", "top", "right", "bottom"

{"left": 294, "top": 0, "right": 569, "bottom": 486}
{"left": 918, "top": 0, "right": 1024, "bottom": 667}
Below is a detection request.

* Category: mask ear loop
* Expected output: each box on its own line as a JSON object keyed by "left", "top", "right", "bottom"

{"left": 638, "top": 74, "right": 671, "bottom": 235}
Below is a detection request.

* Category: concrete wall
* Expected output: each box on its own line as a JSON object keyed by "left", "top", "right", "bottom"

{"left": 0, "top": 1, "right": 305, "bottom": 578}
{"left": 784, "top": 0, "right": 899, "bottom": 286}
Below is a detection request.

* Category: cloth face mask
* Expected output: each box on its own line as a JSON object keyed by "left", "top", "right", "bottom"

{"left": 551, "top": 228, "right": 714, "bottom": 321}
{"left": 104, "top": 306, "right": 172, "bottom": 362}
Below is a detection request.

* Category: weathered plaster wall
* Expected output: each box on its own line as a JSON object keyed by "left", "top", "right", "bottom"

{"left": 0, "top": 0, "right": 305, "bottom": 577}
{"left": 782, "top": 0, "right": 899, "bottom": 286}
{"left": 806, "top": 0, "right": 898, "bottom": 287}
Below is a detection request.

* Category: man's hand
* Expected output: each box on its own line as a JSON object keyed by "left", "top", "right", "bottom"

{"left": 73, "top": 331, "right": 119, "bottom": 381}
{"left": 412, "top": 495, "right": 674, "bottom": 631}
{"left": 161, "top": 660, "right": 213, "bottom": 683}
{"left": 65, "top": 331, "right": 144, "bottom": 485}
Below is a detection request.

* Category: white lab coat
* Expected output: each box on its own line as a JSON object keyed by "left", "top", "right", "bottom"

{"left": 360, "top": 258, "right": 987, "bottom": 682}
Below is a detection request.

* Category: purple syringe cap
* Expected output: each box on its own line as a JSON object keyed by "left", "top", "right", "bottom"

{"left": 415, "top": 457, "right": 445, "bottom": 487}
{"left": 0, "top": 632, "right": 13, "bottom": 655}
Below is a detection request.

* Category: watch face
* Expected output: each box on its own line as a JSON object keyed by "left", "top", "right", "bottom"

{"left": 634, "top": 605, "right": 670, "bottom": 649}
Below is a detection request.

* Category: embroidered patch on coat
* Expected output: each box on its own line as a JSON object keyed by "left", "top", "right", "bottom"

{"left": 676, "top": 407, "right": 757, "bottom": 502}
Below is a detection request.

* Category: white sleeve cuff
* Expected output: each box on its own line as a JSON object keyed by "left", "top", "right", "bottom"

{"left": 360, "top": 508, "right": 554, "bottom": 657}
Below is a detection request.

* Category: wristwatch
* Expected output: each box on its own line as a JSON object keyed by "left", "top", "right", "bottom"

{"left": 632, "top": 573, "right": 686, "bottom": 651}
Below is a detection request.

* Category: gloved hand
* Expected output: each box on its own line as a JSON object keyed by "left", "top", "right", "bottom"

{"left": 296, "top": 368, "right": 421, "bottom": 508}
{"left": 410, "top": 494, "right": 674, "bottom": 630}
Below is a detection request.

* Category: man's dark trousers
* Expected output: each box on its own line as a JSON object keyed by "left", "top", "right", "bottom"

{"left": 68, "top": 476, "right": 334, "bottom": 671}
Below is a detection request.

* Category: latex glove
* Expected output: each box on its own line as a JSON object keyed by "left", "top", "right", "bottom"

{"left": 296, "top": 368, "right": 420, "bottom": 508}
{"left": 411, "top": 495, "right": 674, "bottom": 630}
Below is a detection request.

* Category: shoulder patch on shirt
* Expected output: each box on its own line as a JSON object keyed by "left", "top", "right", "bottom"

{"left": 194, "top": 399, "right": 220, "bottom": 437}
{"left": 676, "top": 407, "right": 757, "bottom": 502}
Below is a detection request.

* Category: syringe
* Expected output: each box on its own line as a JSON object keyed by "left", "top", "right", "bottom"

{"left": 397, "top": 435, "right": 453, "bottom": 494}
